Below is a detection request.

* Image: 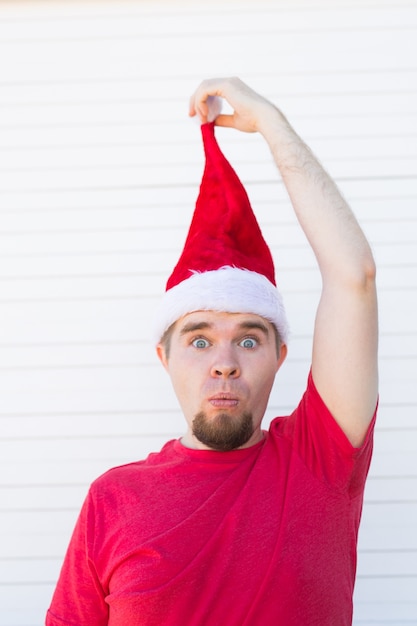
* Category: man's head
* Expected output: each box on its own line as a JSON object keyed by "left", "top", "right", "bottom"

{"left": 157, "top": 310, "right": 287, "bottom": 451}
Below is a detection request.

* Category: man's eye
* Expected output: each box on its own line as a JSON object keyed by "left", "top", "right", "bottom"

{"left": 239, "top": 337, "right": 258, "bottom": 349}
{"left": 192, "top": 338, "right": 210, "bottom": 349}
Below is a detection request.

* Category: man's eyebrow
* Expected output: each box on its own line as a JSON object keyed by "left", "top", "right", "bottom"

{"left": 237, "top": 320, "right": 270, "bottom": 335}
{"left": 179, "top": 319, "right": 270, "bottom": 336}
{"left": 179, "top": 321, "right": 212, "bottom": 335}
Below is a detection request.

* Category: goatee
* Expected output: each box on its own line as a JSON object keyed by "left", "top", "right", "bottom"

{"left": 192, "top": 410, "right": 254, "bottom": 452}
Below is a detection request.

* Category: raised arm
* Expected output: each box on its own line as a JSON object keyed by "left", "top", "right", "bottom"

{"left": 190, "top": 77, "right": 378, "bottom": 446}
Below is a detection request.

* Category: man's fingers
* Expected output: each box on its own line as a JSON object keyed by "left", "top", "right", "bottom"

{"left": 213, "top": 113, "right": 235, "bottom": 128}
{"left": 188, "top": 96, "right": 209, "bottom": 123}
{"left": 188, "top": 77, "right": 262, "bottom": 132}
{"left": 189, "top": 79, "right": 228, "bottom": 122}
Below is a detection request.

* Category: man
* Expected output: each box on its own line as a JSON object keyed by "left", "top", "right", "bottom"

{"left": 46, "top": 77, "right": 378, "bottom": 626}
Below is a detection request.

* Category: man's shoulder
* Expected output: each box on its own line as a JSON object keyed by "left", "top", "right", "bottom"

{"left": 90, "top": 439, "right": 179, "bottom": 491}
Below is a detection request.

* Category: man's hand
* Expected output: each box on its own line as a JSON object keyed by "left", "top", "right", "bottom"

{"left": 189, "top": 77, "right": 277, "bottom": 134}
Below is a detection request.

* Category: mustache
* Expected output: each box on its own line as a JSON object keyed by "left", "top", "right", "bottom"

{"left": 204, "top": 382, "right": 246, "bottom": 397}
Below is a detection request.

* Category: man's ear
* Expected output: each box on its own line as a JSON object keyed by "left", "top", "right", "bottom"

{"left": 156, "top": 343, "right": 168, "bottom": 370}
{"left": 276, "top": 343, "right": 288, "bottom": 372}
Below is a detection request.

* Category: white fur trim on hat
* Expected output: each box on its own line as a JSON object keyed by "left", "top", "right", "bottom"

{"left": 153, "top": 267, "right": 289, "bottom": 344}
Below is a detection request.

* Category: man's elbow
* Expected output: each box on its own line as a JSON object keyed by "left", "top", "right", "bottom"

{"left": 348, "top": 247, "right": 377, "bottom": 293}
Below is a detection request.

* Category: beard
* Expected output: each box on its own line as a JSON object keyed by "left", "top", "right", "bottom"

{"left": 192, "top": 410, "right": 254, "bottom": 452}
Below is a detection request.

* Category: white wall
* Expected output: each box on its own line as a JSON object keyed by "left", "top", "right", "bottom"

{"left": 0, "top": 1, "right": 416, "bottom": 624}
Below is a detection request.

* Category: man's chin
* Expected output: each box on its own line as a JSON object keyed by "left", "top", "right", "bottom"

{"left": 192, "top": 410, "right": 254, "bottom": 452}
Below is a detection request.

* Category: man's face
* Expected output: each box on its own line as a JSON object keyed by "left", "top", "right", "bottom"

{"left": 157, "top": 311, "right": 287, "bottom": 451}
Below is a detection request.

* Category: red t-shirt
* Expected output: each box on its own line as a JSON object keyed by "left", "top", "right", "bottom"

{"left": 46, "top": 373, "right": 376, "bottom": 626}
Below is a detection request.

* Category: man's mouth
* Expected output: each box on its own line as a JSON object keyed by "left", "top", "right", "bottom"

{"left": 208, "top": 394, "right": 239, "bottom": 409}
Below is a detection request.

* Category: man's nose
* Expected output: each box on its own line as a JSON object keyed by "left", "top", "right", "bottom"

{"left": 210, "top": 348, "right": 240, "bottom": 379}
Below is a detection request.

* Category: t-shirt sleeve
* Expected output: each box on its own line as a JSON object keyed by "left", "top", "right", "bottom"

{"left": 272, "top": 370, "right": 377, "bottom": 497}
{"left": 46, "top": 491, "right": 109, "bottom": 626}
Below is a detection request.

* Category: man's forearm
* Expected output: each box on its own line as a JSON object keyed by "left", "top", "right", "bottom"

{"left": 257, "top": 105, "right": 376, "bottom": 290}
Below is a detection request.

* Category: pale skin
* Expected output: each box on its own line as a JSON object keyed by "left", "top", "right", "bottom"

{"left": 157, "top": 311, "right": 288, "bottom": 451}
{"left": 183, "top": 77, "right": 378, "bottom": 448}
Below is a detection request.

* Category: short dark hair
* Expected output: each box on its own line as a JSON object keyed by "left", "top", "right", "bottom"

{"left": 159, "top": 321, "right": 176, "bottom": 360}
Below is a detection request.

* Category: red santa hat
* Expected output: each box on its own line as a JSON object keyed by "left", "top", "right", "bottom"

{"left": 154, "top": 100, "right": 288, "bottom": 344}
